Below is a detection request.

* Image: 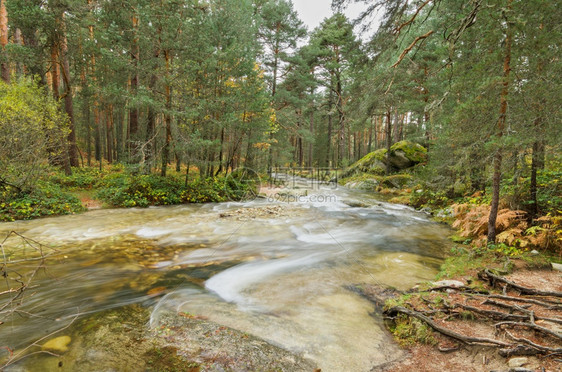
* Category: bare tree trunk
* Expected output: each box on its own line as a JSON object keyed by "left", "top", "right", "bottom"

{"left": 326, "top": 88, "right": 333, "bottom": 167}
{"left": 106, "top": 105, "right": 113, "bottom": 164}
{"left": 215, "top": 127, "right": 225, "bottom": 175}
{"left": 161, "top": 50, "right": 172, "bottom": 177}
{"left": 0, "top": 0, "right": 9, "bottom": 83}
{"left": 59, "top": 14, "right": 79, "bottom": 167}
{"left": 128, "top": 13, "right": 139, "bottom": 161}
{"left": 529, "top": 140, "right": 544, "bottom": 220}
{"left": 385, "top": 109, "right": 392, "bottom": 176}
{"left": 144, "top": 45, "right": 160, "bottom": 174}
{"left": 308, "top": 107, "right": 314, "bottom": 168}
{"left": 488, "top": 0, "right": 512, "bottom": 244}
{"left": 13, "top": 28, "right": 22, "bottom": 77}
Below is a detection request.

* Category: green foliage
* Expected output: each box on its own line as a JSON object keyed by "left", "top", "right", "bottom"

{"left": 488, "top": 243, "right": 526, "bottom": 258}
{"left": 96, "top": 173, "right": 181, "bottom": 207}
{"left": 94, "top": 172, "right": 247, "bottom": 208}
{"left": 0, "top": 181, "right": 84, "bottom": 221}
{"left": 0, "top": 78, "right": 69, "bottom": 191}
{"left": 409, "top": 188, "right": 451, "bottom": 210}
{"left": 382, "top": 174, "right": 413, "bottom": 188}
{"left": 48, "top": 167, "right": 103, "bottom": 190}
{"left": 389, "top": 314, "right": 437, "bottom": 346}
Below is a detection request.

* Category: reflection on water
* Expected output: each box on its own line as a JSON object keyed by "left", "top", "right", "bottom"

{"left": 0, "top": 179, "right": 450, "bottom": 371}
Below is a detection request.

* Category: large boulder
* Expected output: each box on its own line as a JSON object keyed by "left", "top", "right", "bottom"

{"left": 341, "top": 149, "right": 387, "bottom": 179}
{"left": 342, "top": 141, "right": 427, "bottom": 178}
{"left": 387, "top": 140, "right": 427, "bottom": 170}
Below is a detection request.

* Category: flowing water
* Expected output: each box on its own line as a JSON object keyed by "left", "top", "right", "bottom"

{"left": 0, "top": 177, "right": 451, "bottom": 371}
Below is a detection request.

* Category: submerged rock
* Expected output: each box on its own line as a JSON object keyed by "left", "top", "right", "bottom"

{"left": 42, "top": 335, "right": 72, "bottom": 352}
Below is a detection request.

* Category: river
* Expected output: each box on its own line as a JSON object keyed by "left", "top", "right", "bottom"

{"left": 0, "top": 177, "right": 451, "bottom": 371}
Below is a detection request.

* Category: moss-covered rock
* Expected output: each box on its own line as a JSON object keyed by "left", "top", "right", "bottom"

{"left": 341, "top": 149, "right": 387, "bottom": 179}
{"left": 382, "top": 174, "right": 413, "bottom": 188}
{"left": 345, "top": 178, "right": 381, "bottom": 190}
{"left": 341, "top": 141, "right": 426, "bottom": 180}
{"left": 388, "top": 141, "right": 427, "bottom": 169}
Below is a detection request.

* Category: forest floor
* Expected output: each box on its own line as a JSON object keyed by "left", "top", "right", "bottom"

{"left": 354, "top": 258, "right": 562, "bottom": 372}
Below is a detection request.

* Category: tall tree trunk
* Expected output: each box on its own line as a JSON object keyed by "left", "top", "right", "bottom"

{"left": 529, "top": 140, "right": 544, "bottom": 220}
{"left": 13, "top": 28, "right": 22, "bottom": 77}
{"left": 49, "top": 38, "right": 71, "bottom": 175}
{"left": 385, "top": 109, "right": 392, "bottom": 176}
{"left": 59, "top": 14, "right": 79, "bottom": 167}
{"left": 50, "top": 43, "right": 60, "bottom": 101}
{"left": 336, "top": 72, "right": 345, "bottom": 166}
{"left": 97, "top": 108, "right": 103, "bottom": 171}
{"left": 144, "top": 45, "right": 160, "bottom": 174}
{"left": 105, "top": 105, "right": 113, "bottom": 164}
{"left": 85, "top": 99, "right": 92, "bottom": 166}
{"left": 145, "top": 104, "right": 156, "bottom": 174}
{"left": 308, "top": 107, "right": 314, "bottom": 168}
{"left": 267, "top": 27, "right": 281, "bottom": 172}
{"left": 0, "top": 0, "right": 9, "bottom": 83}
{"left": 161, "top": 50, "right": 172, "bottom": 177}
{"left": 488, "top": 0, "right": 512, "bottom": 244}
{"left": 128, "top": 13, "right": 139, "bottom": 161}
{"left": 215, "top": 127, "right": 225, "bottom": 175}
{"left": 326, "top": 87, "right": 333, "bottom": 167}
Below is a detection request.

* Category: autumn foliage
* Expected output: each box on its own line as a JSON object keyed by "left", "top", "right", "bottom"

{"left": 452, "top": 203, "right": 561, "bottom": 253}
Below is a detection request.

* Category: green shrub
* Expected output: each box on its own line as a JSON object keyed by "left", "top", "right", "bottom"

{"left": 49, "top": 167, "right": 103, "bottom": 189}
{"left": 0, "top": 181, "right": 85, "bottom": 221}
{"left": 95, "top": 173, "right": 245, "bottom": 207}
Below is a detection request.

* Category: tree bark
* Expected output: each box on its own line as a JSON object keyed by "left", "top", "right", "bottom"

{"left": 161, "top": 50, "right": 172, "bottom": 177}
{"left": 0, "top": 0, "right": 9, "bottom": 83}
{"left": 385, "top": 109, "right": 392, "bottom": 176}
{"left": 529, "top": 138, "right": 544, "bottom": 220}
{"left": 59, "top": 14, "right": 79, "bottom": 167}
{"left": 128, "top": 13, "right": 139, "bottom": 161}
{"left": 105, "top": 105, "right": 113, "bottom": 164}
{"left": 488, "top": 0, "right": 512, "bottom": 244}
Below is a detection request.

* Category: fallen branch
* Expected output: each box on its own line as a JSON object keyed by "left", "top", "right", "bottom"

{"left": 479, "top": 269, "right": 562, "bottom": 298}
{"left": 384, "top": 306, "right": 510, "bottom": 347}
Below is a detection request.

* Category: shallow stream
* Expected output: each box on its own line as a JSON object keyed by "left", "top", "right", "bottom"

{"left": 0, "top": 177, "right": 451, "bottom": 371}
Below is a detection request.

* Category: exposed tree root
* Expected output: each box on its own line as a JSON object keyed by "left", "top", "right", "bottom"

{"left": 479, "top": 269, "right": 562, "bottom": 298}
{"left": 384, "top": 306, "right": 510, "bottom": 347}
{"left": 380, "top": 269, "right": 562, "bottom": 361}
